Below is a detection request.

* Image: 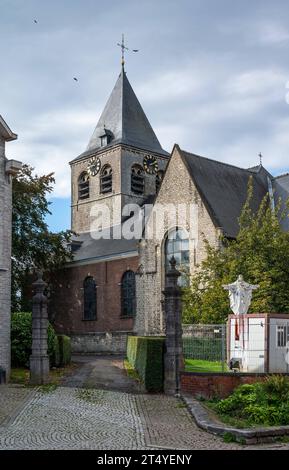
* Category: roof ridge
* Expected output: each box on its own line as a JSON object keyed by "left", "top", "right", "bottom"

{"left": 180, "top": 148, "right": 257, "bottom": 174}
{"left": 274, "top": 172, "right": 289, "bottom": 179}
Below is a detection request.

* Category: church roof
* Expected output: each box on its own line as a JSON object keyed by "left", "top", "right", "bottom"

{"left": 69, "top": 228, "right": 138, "bottom": 264}
{"left": 72, "top": 69, "right": 168, "bottom": 162}
{"left": 178, "top": 147, "right": 270, "bottom": 238}
{"left": 0, "top": 115, "right": 17, "bottom": 141}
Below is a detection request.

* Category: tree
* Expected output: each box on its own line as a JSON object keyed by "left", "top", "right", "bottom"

{"left": 12, "top": 164, "right": 73, "bottom": 311}
{"left": 182, "top": 178, "right": 289, "bottom": 324}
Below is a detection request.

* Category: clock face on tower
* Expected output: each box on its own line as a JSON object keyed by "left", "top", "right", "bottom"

{"left": 143, "top": 155, "right": 158, "bottom": 174}
{"left": 87, "top": 157, "right": 101, "bottom": 176}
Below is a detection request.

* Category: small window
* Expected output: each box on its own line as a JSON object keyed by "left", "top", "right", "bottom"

{"left": 83, "top": 276, "right": 97, "bottom": 320}
{"left": 78, "top": 172, "right": 90, "bottom": 200}
{"left": 121, "top": 271, "right": 136, "bottom": 317}
{"left": 100, "top": 129, "right": 112, "bottom": 147}
{"left": 131, "top": 165, "right": 144, "bottom": 195}
{"left": 277, "top": 326, "right": 288, "bottom": 347}
{"left": 156, "top": 170, "right": 164, "bottom": 193}
{"left": 100, "top": 165, "right": 112, "bottom": 194}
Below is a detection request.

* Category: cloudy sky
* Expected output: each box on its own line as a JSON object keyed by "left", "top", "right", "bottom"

{"left": 1, "top": 0, "right": 289, "bottom": 231}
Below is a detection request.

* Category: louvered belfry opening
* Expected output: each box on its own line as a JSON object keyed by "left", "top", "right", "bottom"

{"left": 83, "top": 276, "right": 97, "bottom": 320}
{"left": 100, "top": 165, "right": 112, "bottom": 194}
{"left": 131, "top": 165, "right": 144, "bottom": 195}
{"left": 156, "top": 170, "right": 164, "bottom": 193}
{"left": 78, "top": 172, "right": 90, "bottom": 200}
{"left": 121, "top": 271, "right": 136, "bottom": 317}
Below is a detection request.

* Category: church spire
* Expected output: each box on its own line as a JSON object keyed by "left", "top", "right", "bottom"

{"left": 78, "top": 69, "right": 168, "bottom": 159}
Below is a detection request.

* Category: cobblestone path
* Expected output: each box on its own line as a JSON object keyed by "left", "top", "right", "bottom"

{"left": 1, "top": 357, "right": 288, "bottom": 450}
{"left": 0, "top": 384, "right": 242, "bottom": 450}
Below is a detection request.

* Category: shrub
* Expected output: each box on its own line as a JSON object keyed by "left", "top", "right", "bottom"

{"left": 57, "top": 335, "right": 71, "bottom": 367}
{"left": 214, "top": 377, "right": 289, "bottom": 426}
{"left": 126, "top": 336, "right": 165, "bottom": 392}
{"left": 11, "top": 312, "right": 56, "bottom": 367}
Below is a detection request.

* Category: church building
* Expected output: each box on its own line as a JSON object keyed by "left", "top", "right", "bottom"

{"left": 50, "top": 65, "right": 289, "bottom": 354}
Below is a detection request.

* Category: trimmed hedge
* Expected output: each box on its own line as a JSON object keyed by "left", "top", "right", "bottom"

{"left": 57, "top": 335, "right": 71, "bottom": 367}
{"left": 11, "top": 312, "right": 56, "bottom": 367}
{"left": 127, "top": 336, "right": 165, "bottom": 392}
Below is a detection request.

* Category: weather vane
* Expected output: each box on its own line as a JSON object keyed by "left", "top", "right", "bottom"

{"left": 259, "top": 152, "right": 263, "bottom": 166}
{"left": 117, "top": 34, "right": 139, "bottom": 68}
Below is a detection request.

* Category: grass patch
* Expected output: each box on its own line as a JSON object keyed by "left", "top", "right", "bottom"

{"left": 10, "top": 368, "right": 30, "bottom": 385}
{"left": 185, "top": 359, "right": 228, "bottom": 373}
{"left": 10, "top": 363, "right": 79, "bottom": 388}
{"left": 38, "top": 384, "right": 58, "bottom": 394}
{"left": 124, "top": 359, "right": 143, "bottom": 383}
{"left": 77, "top": 389, "right": 106, "bottom": 404}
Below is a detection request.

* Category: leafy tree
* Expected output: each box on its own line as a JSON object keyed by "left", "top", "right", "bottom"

{"left": 12, "top": 164, "right": 73, "bottom": 311}
{"left": 182, "top": 178, "right": 289, "bottom": 324}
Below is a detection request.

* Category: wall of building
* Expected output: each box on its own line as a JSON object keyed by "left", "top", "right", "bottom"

{"left": 49, "top": 255, "right": 139, "bottom": 353}
{"left": 0, "top": 136, "right": 12, "bottom": 380}
{"left": 135, "top": 147, "right": 221, "bottom": 336}
{"left": 71, "top": 144, "right": 169, "bottom": 234}
{"left": 181, "top": 372, "right": 274, "bottom": 399}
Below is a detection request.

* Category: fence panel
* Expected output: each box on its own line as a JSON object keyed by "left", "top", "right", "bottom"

{"left": 182, "top": 324, "right": 226, "bottom": 372}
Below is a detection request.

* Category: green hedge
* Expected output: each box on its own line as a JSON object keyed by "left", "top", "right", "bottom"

{"left": 57, "top": 335, "right": 71, "bottom": 367}
{"left": 11, "top": 312, "right": 56, "bottom": 367}
{"left": 127, "top": 336, "right": 165, "bottom": 392}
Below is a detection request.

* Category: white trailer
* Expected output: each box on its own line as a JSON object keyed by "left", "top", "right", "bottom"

{"left": 228, "top": 313, "right": 289, "bottom": 373}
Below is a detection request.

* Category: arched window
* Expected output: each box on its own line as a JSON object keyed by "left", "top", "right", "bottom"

{"left": 83, "top": 276, "right": 97, "bottom": 320}
{"left": 131, "top": 165, "right": 144, "bottom": 195}
{"left": 156, "top": 170, "right": 164, "bottom": 193}
{"left": 164, "top": 227, "right": 190, "bottom": 286}
{"left": 121, "top": 271, "right": 136, "bottom": 317}
{"left": 78, "top": 172, "right": 90, "bottom": 200}
{"left": 100, "top": 165, "right": 112, "bottom": 194}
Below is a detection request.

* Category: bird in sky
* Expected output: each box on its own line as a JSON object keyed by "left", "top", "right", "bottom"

{"left": 132, "top": 49, "right": 139, "bottom": 52}
{"left": 34, "top": 19, "right": 38, "bottom": 23}
{"left": 73, "top": 77, "right": 78, "bottom": 82}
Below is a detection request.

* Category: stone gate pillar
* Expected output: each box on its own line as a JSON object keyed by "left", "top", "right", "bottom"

{"left": 163, "top": 257, "right": 183, "bottom": 395}
{"left": 30, "top": 271, "right": 50, "bottom": 385}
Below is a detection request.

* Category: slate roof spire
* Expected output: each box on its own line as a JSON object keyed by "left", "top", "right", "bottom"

{"left": 79, "top": 68, "right": 168, "bottom": 159}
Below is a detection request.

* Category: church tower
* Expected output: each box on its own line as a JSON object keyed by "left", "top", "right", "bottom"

{"left": 70, "top": 67, "right": 169, "bottom": 234}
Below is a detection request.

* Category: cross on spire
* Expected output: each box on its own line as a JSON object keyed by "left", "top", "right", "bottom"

{"left": 117, "top": 34, "right": 139, "bottom": 69}
{"left": 117, "top": 34, "right": 128, "bottom": 68}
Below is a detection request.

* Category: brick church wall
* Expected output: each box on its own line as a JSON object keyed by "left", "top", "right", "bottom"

{"left": 49, "top": 255, "right": 139, "bottom": 353}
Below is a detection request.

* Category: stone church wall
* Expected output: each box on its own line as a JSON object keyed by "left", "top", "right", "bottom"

{"left": 135, "top": 148, "right": 222, "bottom": 336}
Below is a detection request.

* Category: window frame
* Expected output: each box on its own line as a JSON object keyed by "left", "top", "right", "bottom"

{"left": 121, "top": 270, "right": 136, "bottom": 318}
{"left": 78, "top": 171, "right": 90, "bottom": 200}
{"left": 131, "top": 164, "right": 144, "bottom": 195}
{"left": 100, "top": 164, "right": 113, "bottom": 194}
{"left": 83, "top": 276, "right": 97, "bottom": 321}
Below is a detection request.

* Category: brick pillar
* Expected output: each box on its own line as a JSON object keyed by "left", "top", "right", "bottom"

{"left": 163, "top": 256, "right": 183, "bottom": 395}
{"left": 30, "top": 271, "right": 50, "bottom": 384}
